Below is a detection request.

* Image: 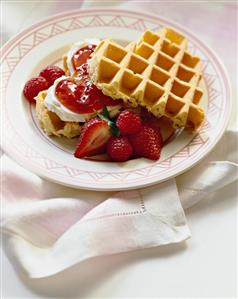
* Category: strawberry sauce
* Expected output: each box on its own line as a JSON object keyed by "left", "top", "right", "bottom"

{"left": 72, "top": 44, "right": 96, "bottom": 72}
{"left": 55, "top": 76, "right": 120, "bottom": 114}
{"left": 55, "top": 44, "right": 122, "bottom": 114}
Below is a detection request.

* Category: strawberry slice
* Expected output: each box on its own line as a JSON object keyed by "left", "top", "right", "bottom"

{"left": 74, "top": 118, "right": 111, "bottom": 158}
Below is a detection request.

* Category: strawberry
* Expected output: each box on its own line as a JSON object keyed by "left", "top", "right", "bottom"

{"left": 23, "top": 76, "right": 49, "bottom": 103}
{"left": 39, "top": 65, "right": 65, "bottom": 86}
{"left": 145, "top": 116, "right": 175, "bottom": 142}
{"left": 107, "top": 136, "right": 133, "bottom": 162}
{"left": 116, "top": 110, "right": 142, "bottom": 135}
{"left": 129, "top": 124, "right": 163, "bottom": 160}
{"left": 74, "top": 118, "right": 111, "bottom": 158}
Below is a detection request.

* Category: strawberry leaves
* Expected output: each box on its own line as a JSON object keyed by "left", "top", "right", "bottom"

{"left": 98, "top": 107, "right": 120, "bottom": 137}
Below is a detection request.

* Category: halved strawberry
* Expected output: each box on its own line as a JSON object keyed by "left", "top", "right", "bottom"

{"left": 74, "top": 118, "right": 111, "bottom": 158}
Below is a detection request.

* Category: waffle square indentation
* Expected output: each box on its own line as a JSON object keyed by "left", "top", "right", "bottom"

{"left": 165, "top": 28, "right": 185, "bottom": 45}
{"left": 182, "top": 52, "right": 199, "bottom": 68}
{"left": 177, "top": 66, "right": 195, "bottom": 82}
{"left": 187, "top": 105, "right": 204, "bottom": 129}
{"left": 192, "top": 89, "right": 203, "bottom": 104}
{"left": 143, "top": 82, "right": 164, "bottom": 105}
{"left": 171, "top": 80, "right": 190, "bottom": 97}
{"left": 143, "top": 31, "right": 160, "bottom": 46}
{"left": 120, "top": 70, "right": 142, "bottom": 95}
{"left": 104, "top": 44, "right": 127, "bottom": 63}
{"left": 127, "top": 55, "right": 149, "bottom": 74}
{"left": 150, "top": 67, "right": 170, "bottom": 86}
{"left": 135, "top": 43, "right": 154, "bottom": 59}
{"left": 165, "top": 95, "right": 185, "bottom": 116}
{"left": 161, "top": 40, "right": 180, "bottom": 58}
{"left": 98, "top": 59, "right": 120, "bottom": 83}
{"left": 156, "top": 53, "right": 175, "bottom": 71}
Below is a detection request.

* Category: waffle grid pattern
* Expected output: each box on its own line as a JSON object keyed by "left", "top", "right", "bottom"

{"left": 89, "top": 27, "right": 205, "bottom": 130}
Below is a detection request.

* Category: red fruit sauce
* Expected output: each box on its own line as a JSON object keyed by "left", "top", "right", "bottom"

{"left": 55, "top": 71, "right": 121, "bottom": 114}
{"left": 55, "top": 44, "right": 122, "bottom": 114}
{"left": 71, "top": 44, "right": 96, "bottom": 72}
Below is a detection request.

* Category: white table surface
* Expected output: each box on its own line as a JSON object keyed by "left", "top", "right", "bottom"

{"left": 1, "top": 1, "right": 237, "bottom": 298}
{"left": 2, "top": 181, "right": 237, "bottom": 298}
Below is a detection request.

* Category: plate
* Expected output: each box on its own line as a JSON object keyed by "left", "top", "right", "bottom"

{"left": 0, "top": 8, "right": 231, "bottom": 191}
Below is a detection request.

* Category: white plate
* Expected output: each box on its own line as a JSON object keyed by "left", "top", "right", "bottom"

{"left": 1, "top": 8, "right": 231, "bottom": 191}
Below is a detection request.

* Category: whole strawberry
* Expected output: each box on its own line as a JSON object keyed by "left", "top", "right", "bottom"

{"left": 23, "top": 76, "right": 49, "bottom": 103}
{"left": 116, "top": 110, "right": 142, "bottom": 135}
{"left": 39, "top": 65, "right": 65, "bottom": 86}
{"left": 107, "top": 136, "right": 133, "bottom": 162}
{"left": 129, "top": 124, "right": 163, "bottom": 160}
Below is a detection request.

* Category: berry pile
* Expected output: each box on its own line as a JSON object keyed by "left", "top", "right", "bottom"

{"left": 23, "top": 65, "right": 65, "bottom": 103}
{"left": 74, "top": 109, "right": 163, "bottom": 162}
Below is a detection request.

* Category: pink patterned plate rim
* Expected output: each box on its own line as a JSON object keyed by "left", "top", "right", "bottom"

{"left": 1, "top": 8, "right": 231, "bottom": 191}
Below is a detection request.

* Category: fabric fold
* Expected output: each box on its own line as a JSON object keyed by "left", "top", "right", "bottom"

{"left": 1, "top": 159, "right": 190, "bottom": 277}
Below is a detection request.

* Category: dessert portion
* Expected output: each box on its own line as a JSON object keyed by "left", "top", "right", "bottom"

{"left": 89, "top": 27, "right": 205, "bottom": 131}
{"left": 24, "top": 42, "right": 122, "bottom": 138}
{"left": 43, "top": 75, "right": 122, "bottom": 123}
{"left": 23, "top": 27, "right": 205, "bottom": 162}
{"left": 35, "top": 90, "right": 81, "bottom": 138}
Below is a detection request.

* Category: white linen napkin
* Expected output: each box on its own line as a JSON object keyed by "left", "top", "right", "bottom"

{"left": 1, "top": 130, "right": 237, "bottom": 278}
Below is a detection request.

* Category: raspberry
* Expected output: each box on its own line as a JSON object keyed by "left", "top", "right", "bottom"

{"left": 39, "top": 65, "right": 65, "bottom": 86}
{"left": 23, "top": 76, "right": 49, "bottom": 103}
{"left": 107, "top": 136, "right": 133, "bottom": 162}
{"left": 116, "top": 110, "right": 142, "bottom": 135}
{"left": 129, "top": 124, "right": 163, "bottom": 160}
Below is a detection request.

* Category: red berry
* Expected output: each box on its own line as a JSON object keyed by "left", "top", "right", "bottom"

{"left": 23, "top": 76, "right": 49, "bottom": 103}
{"left": 74, "top": 118, "right": 111, "bottom": 158}
{"left": 39, "top": 65, "right": 65, "bottom": 86}
{"left": 116, "top": 110, "right": 142, "bottom": 135}
{"left": 129, "top": 124, "right": 163, "bottom": 160}
{"left": 107, "top": 136, "right": 133, "bottom": 162}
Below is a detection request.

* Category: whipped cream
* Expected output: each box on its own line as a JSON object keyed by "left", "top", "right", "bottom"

{"left": 44, "top": 76, "right": 121, "bottom": 123}
{"left": 66, "top": 38, "right": 100, "bottom": 76}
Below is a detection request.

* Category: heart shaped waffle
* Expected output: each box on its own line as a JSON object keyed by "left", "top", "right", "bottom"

{"left": 89, "top": 27, "right": 205, "bottom": 131}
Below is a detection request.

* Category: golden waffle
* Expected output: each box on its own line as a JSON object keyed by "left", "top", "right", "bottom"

{"left": 89, "top": 27, "right": 205, "bottom": 130}
{"left": 63, "top": 55, "right": 70, "bottom": 75}
{"left": 35, "top": 91, "right": 81, "bottom": 138}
